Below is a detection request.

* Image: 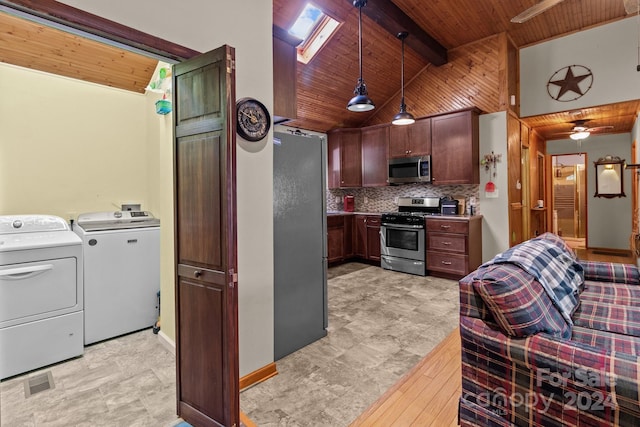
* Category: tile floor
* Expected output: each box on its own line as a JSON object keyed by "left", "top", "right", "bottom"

{"left": 241, "top": 263, "right": 460, "bottom": 426}
{"left": 1, "top": 329, "right": 179, "bottom": 427}
{"left": 0, "top": 262, "right": 459, "bottom": 427}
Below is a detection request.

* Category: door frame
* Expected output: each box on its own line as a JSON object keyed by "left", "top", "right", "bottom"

{"left": 3, "top": 2, "right": 241, "bottom": 426}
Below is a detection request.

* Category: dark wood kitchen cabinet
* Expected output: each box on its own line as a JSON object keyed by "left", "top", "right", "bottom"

{"left": 388, "top": 117, "right": 431, "bottom": 158}
{"left": 355, "top": 214, "right": 381, "bottom": 262}
{"left": 273, "top": 25, "right": 300, "bottom": 122}
{"left": 327, "top": 214, "right": 354, "bottom": 264}
{"left": 328, "top": 128, "right": 362, "bottom": 188}
{"left": 426, "top": 216, "right": 482, "bottom": 279}
{"left": 361, "top": 125, "right": 389, "bottom": 187}
{"left": 327, "top": 215, "right": 345, "bottom": 263}
{"left": 430, "top": 109, "right": 479, "bottom": 185}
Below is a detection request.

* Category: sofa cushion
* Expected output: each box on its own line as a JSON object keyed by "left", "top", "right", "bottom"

{"left": 580, "top": 260, "right": 640, "bottom": 285}
{"left": 472, "top": 263, "right": 572, "bottom": 338}
{"left": 573, "top": 298, "right": 640, "bottom": 338}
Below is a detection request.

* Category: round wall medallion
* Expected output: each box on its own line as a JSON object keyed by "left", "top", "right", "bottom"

{"left": 546, "top": 65, "right": 593, "bottom": 102}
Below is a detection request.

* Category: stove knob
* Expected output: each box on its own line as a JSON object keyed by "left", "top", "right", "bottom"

{"left": 12, "top": 220, "right": 22, "bottom": 229}
{"left": 114, "top": 211, "right": 123, "bottom": 218}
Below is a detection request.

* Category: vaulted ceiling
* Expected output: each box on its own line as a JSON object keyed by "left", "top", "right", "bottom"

{"left": 0, "top": 0, "right": 638, "bottom": 140}
{"left": 273, "top": 0, "right": 640, "bottom": 138}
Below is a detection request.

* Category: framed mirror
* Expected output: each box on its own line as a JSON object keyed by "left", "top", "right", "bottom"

{"left": 594, "top": 155, "right": 625, "bottom": 198}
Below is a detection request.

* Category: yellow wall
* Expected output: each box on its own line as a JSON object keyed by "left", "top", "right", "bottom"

{"left": 0, "top": 60, "right": 176, "bottom": 340}
{"left": 0, "top": 63, "right": 154, "bottom": 218}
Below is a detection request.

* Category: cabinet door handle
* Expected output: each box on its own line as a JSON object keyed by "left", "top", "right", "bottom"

{"left": 440, "top": 225, "right": 451, "bottom": 229}
{"left": 443, "top": 241, "right": 452, "bottom": 245}
{"left": 441, "top": 261, "right": 452, "bottom": 265}
{"left": 194, "top": 270, "right": 202, "bottom": 278}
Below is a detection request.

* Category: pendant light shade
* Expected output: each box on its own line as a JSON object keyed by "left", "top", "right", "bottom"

{"left": 347, "top": 0, "right": 375, "bottom": 112}
{"left": 392, "top": 31, "right": 415, "bottom": 126}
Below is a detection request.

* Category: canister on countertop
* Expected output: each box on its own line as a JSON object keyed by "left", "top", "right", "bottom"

{"left": 343, "top": 195, "right": 355, "bottom": 212}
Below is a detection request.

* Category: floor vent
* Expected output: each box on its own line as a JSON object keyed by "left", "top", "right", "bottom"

{"left": 24, "top": 371, "right": 54, "bottom": 397}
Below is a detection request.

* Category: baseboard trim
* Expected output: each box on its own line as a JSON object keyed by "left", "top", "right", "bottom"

{"left": 157, "top": 330, "right": 176, "bottom": 355}
{"left": 240, "top": 362, "right": 278, "bottom": 390}
{"left": 240, "top": 410, "right": 257, "bottom": 427}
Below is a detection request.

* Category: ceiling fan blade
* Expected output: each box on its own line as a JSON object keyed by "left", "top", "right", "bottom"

{"left": 511, "top": 0, "right": 566, "bottom": 23}
{"left": 586, "top": 125, "right": 614, "bottom": 132}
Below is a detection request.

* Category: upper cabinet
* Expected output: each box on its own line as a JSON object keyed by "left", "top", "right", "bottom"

{"left": 361, "top": 125, "right": 389, "bottom": 187}
{"left": 431, "top": 109, "right": 480, "bottom": 185}
{"left": 388, "top": 118, "right": 431, "bottom": 158}
{"left": 273, "top": 25, "right": 301, "bottom": 123}
{"left": 328, "top": 128, "right": 362, "bottom": 189}
{"left": 327, "top": 108, "right": 480, "bottom": 189}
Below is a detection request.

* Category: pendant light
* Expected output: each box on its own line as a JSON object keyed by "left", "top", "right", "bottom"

{"left": 347, "top": 0, "right": 375, "bottom": 112}
{"left": 392, "top": 32, "right": 415, "bottom": 126}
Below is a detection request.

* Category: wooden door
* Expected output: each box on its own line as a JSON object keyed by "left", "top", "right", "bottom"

{"left": 361, "top": 125, "right": 389, "bottom": 187}
{"left": 354, "top": 215, "right": 367, "bottom": 258}
{"left": 389, "top": 125, "right": 410, "bottom": 158}
{"left": 340, "top": 129, "right": 362, "bottom": 187}
{"left": 173, "top": 46, "right": 239, "bottom": 427}
{"left": 431, "top": 110, "right": 479, "bottom": 185}
{"left": 407, "top": 118, "right": 431, "bottom": 156}
{"left": 366, "top": 217, "right": 381, "bottom": 261}
{"left": 507, "top": 113, "right": 524, "bottom": 246}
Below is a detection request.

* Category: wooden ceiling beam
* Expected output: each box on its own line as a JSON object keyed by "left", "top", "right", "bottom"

{"left": 355, "top": 0, "right": 448, "bottom": 66}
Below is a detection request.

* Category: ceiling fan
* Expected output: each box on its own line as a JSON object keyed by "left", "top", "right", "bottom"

{"left": 555, "top": 119, "right": 614, "bottom": 140}
{"left": 511, "top": 0, "right": 565, "bottom": 24}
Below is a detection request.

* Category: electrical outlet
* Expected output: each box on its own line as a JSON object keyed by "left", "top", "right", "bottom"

{"left": 364, "top": 196, "right": 368, "bottom": 204}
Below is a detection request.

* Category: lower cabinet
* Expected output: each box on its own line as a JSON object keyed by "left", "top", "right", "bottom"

{"left": 426, "top": 216, "right": 482, "bottom": 279}
{"left": 327, "top": 215, "right": 345, "bottom": 263}
{"left": 365, "top": 216, "right": 381, "bottom": 261}
{"left": 354, "top": 215, "right": 381, "bottom": 262}
{"left": 328, "top": 214, "right": 380, "bottom": 265}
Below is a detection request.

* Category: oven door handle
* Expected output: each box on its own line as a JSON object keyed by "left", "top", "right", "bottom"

{"left": 0, "top": 264, "right": 54, "bottom": 281}
{"left": 382, "top": 223, "right": 424, "bottom": 229}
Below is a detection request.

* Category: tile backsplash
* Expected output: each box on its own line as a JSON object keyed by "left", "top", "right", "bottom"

{"left": 327, "top": 184, "right": 480, "bottom": 214}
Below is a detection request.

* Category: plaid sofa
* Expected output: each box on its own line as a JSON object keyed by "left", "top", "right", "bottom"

{"left": 459, "top": 233, "right": 640, "bottom": 426}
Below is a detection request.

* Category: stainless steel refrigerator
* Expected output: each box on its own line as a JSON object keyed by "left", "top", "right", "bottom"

{"left": 273, "top": 130, "right": 328, "bottom": 360}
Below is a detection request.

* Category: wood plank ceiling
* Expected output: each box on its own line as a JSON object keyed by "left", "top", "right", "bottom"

{"left": 0, "top": 11, "right": 157, "bottom": 93}
{"left": 273, "top": 0, "right": 639, "bottom": 137}
{"left": 0, "top": 1, "right": 637, "bottom": 139}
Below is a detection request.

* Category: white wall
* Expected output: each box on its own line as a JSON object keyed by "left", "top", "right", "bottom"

{"left": 479, "top": 112, "right": 510, "bottom": 260}
{"left": 547, "top": 134, "right": 632, "bottom": 249}
{"left": 58, "top": 0, "right": 274, "bottom": 377}
{"left": 520, "top": 17, "right": 640, "bottom": 117}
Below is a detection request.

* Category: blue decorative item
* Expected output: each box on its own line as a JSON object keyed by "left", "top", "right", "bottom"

{"left": 155, "top": 99, "right": 172, "bottom": 115}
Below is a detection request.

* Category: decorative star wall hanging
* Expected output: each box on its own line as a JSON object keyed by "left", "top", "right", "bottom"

{"left": 546, "top": 65, "right": 593, "bottom": 102}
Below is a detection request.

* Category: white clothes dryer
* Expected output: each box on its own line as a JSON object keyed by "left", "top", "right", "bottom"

{"left": 0, "top": 215, "right": 83, "bottom": 379}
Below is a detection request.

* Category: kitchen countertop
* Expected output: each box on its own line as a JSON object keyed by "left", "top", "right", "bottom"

{"left": 327, "top": 211, "right": 482, "bottom": 219}
{"left": 326, "top": 211, "right": 381, "bottom": 216}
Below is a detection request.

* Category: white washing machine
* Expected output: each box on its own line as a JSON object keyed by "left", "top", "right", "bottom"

{"left": 0, "top": 215, "right": 84, "bottom": 379}
{"left": 74, "top": 211, "right": 160, "bottom": 345}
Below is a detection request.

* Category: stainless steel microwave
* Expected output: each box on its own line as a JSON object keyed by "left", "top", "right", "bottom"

{"left": 388, "top": 155, "right": 431, "bottom": 184}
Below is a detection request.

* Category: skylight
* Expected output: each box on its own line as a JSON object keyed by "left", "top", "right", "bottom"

{"left": 289, "top": 3, "right": 340, "bottom": 64}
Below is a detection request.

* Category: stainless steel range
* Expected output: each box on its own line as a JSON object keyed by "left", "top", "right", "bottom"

{"left": 380, "top": 197, "right": 440, "bottom": 276}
